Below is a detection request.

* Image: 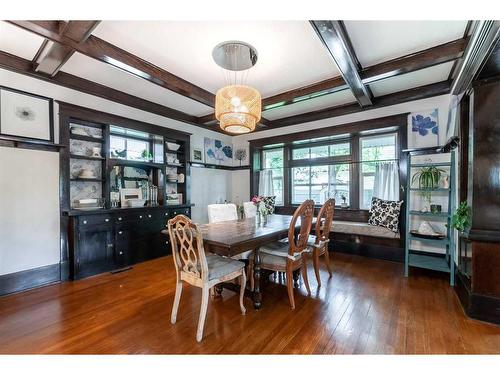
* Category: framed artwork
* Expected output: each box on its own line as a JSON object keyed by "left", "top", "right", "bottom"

{"left": 204, "top": 137, "right": 233, "bottom": 166}
{"left": 192, "top": 147, "right": 204, "bottom": 162}
{"left": 0, "top": 86, "right": 54, "bottom": 142}
{"left": 407, "top": 108, "right": 439, "bottom": 149}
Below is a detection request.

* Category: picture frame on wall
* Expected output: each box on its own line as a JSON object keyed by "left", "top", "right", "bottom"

{"left": 0, "top": 86, "right": 54, "bottom": 142}
{"left": 192, "top": 147, "right": 204, "bottom": 162}
{"left": 204, "top": 137, "right": 233, "bottom": 166}
{"left": 407, "top": 108, "right": 439, "bottom": 149}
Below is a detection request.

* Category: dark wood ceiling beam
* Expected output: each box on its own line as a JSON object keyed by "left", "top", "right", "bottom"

{"left": 265, "top": 80, "right": 451, "bottom": 130}
{"left": 261, "top": 38, "right": 467, "bottom": 111}
{"left": 0, "top": 50, "right": 230, "bottom": 133}
{"left": 310, "top": 20, "right": 373, "bottom": 107}
{"left": 8, "top": 20, "right": 216, "bottom": 107}
{"left": 196, "top": 112, "right": 270, "bottom": 130}
{"left": 360, "top": 38, "right": 468, "bottom": 84}
{"left": 33, "top": 21, "right": 100, "bottom": 77}
{"left": 262, "top": 76, "right": 348, "bottom": 109}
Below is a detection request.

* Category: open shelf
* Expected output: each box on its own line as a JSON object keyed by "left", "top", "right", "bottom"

{"left": 409, "top": 188, "right": 449, "bottom": 192}
{"left": 408, "top": 253, "right": 451, "bottom": 273}
{"left": 109, "top": 159, "right": 164, "bottom": 169}
{"left": 410, "top": 162, "right": 451, "bottom": 168}
{"left": 409, "top": 211, "right": 449, "bottom": 218}
{"left": 70, "top": 178, "right": 103, "bottom": 182}
{"left": 408, "top": 235, "right": 450, "bottom": 245}
{"left": 70, "top": 154, "right": 105, "bottom": 161}
{"left": 70, "top": 134, "right": 104, "bottom": 143}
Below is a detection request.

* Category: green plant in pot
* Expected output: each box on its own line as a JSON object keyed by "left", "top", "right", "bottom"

{"left": 141, "top": 150, "right": 153, "bottom": 161}
{"left": 451, "top": 201, "right": 471, "bottom": 233}
{"left": 411, "top": 165, "right": 445, "bottom": 209}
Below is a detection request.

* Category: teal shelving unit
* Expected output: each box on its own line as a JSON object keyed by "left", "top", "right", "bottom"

{"left": 404, "top": 150, "right": 456, "bottom": 286}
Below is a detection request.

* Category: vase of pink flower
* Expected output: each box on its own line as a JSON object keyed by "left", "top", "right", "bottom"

{"left": 251, "top": 195, "right": 268, "bottom": 224}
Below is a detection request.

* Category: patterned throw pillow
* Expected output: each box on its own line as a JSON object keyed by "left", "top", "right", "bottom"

{"left": 368, "top": 197, "right": 403, "bottom": 233}
{"left": 262, "top": 196, "right": 276, "bottom": 214}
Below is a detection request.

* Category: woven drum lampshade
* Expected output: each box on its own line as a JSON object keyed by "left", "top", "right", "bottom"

{"left": 215, "top": 85, "right": 261, "bottom": 134}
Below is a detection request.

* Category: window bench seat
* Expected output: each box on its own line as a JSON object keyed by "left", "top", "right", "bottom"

{"left": 327, "top": 220, "right": 403, "bottom": 262}
{"left": 331, "top": 220, "right": 400, "bottom": 239}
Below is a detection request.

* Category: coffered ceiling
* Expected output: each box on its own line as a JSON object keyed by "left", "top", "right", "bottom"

{"left": 0, "top": 20, "right": 471, "bottom": 135}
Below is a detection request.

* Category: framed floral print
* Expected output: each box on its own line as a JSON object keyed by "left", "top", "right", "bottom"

{"left": 0, "top": 86, "right": 54, "bottom": 142}
{"left": 407, "top": 108, "right": 439, "bottom": 149}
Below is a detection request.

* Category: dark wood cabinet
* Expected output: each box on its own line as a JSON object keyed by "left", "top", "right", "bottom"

{"left": 68, "top": 206, "right": 190, "bottom": 279}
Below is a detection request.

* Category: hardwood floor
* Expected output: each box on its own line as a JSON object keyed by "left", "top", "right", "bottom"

{"left": 0, "top": 253, "right": 498, "bottom": 354}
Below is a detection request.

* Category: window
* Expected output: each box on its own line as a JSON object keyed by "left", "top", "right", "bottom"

{"left": 253, "top": 126, "right": 401, "bottom": 211}
{"left": 359, "top": 133, "right": 397, "bottom": 209}
{"left": 292, "top": 164, "right": 350, "bottom": 205}
{"left": 262, "top": 148, "right": 284, "bottom": 205}
{"left": 110, "top": 135, "right": 150, "bottom": 161}
{"left": 292, "top": 142, "right": 350, "bottom": 160}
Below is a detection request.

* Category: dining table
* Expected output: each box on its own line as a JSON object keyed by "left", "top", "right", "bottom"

{"left": 198, "top": 214, "right": 308, "bottom": 309}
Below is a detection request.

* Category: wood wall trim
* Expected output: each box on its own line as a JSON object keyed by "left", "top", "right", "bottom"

{"left": 0, "top": 50, "right": 231, "bottom": 134}
{"left": 8, "top": 20, "right": 216, "bottom": 108}
{"left": 310, "top": 20, "right": 373, "bottom": 107}
{"left": 260, "top": 80, "right": 450, "bottom": 131}
{"left": 249, "top": 112, "right": 408, "bottom": 147}
{"left": 57, "top": 101, "right": 192, "bottom": 140}
{"left": 0, "top": 263, "right": 60, "bottom": 296}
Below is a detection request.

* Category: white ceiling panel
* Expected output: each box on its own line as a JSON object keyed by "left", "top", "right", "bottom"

{"left": 344, "top": 21, "right": 467, "bottom": 68}
{"left": 61, "top": 52, "right": 213, "bottom": 116}
{"left": 92, "top": 21, "right": 341, "bottom": 98}
{"left": 263, "top": 89, "right": 356, "bottom": 120}
{"left": 369, "top": 61, "right": 454, "bottom": 97}
{"left": 0, "top": 21, "right": 45, "bottom": 60}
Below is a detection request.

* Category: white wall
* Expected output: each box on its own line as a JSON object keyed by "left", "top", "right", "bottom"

{"left": 190, "top": 167, "right": 233, "bottom": 223}
{"left": 0, "top": 148, "right": 60, "bottom": 275}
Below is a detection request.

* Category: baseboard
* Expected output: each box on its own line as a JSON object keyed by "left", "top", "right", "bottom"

{"left": 330, "top": 240, "right": 404, "bottom": 263}
{"left": 0, "top": 263, "right": 60, "bottom": 296}
{"left": 455, "top": 271, "right": 500, "bottom": 325}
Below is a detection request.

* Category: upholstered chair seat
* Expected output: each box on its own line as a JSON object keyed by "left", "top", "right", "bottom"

{"left": 205, "top": 254, "right": 245, "bottom": 280}
{"left": 243, "top": 201, "right": 257, "bottom": 218}
{"left": 207, "top": 203, "right": 238, "bottom": 223}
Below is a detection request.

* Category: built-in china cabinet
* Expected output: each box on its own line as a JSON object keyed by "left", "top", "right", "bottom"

{"left": 59, "top": 102, "right": 193, "bottom": 280}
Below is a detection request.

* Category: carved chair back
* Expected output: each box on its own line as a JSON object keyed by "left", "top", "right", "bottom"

{"left": 168, "top": 215, "right": 208, "bottom": 281}
{"left": 315, "top": 199, "right": 335, "bottom": 244}
{"left": 287, "top": 199, "right": 315, "bottom": 256}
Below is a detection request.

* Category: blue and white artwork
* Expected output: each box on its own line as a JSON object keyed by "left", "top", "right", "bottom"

{"left": 408, "top": 108, "right": 439, "bottom": 149}
{"left": 204, "top": 137, "right": 233, "bottom": 166}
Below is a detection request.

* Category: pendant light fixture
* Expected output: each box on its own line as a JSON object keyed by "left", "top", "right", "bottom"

{"left": 212, "top": 41, "right": 261, "bottom": 134}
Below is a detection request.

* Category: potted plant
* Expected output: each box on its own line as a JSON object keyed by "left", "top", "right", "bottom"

{"left": 451, "top": 201, "right": 471, "bottom": 233}
{"left": 411, "top": 165, "right": 445, "bottom": 209}
{"left": 141, "top": 150, "right": 153, "bottom": 162}
{"left": 340, "top": 193, "right": 348, "bottom": 208}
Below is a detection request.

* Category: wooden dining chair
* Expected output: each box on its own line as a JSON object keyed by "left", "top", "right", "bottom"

{"left": 249, "top": 200, "right": 315, "bottom": 310}
{"left": 308, "top": 198, "right": 335, "bottom": 287}
{"left": 168, "top": 215, "right": 246, "bottom": 342}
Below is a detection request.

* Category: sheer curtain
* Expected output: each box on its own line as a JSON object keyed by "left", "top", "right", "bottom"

{"left": 373, "top": 161, "right": 399, "bottom": 201}
{"left": 258, "top": 170, "right": 274, "bottom": 196}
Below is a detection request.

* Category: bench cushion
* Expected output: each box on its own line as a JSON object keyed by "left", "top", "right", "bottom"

{"left": 331, "top": 220, "right": 400, "bottom": 239}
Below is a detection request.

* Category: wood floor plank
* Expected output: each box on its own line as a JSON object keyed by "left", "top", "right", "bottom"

{"left": 0, "top": 253, "right": 498, "bottom": 354}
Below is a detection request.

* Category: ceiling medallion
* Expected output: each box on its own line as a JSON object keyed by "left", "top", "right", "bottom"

{"left": 212, "top": 41, "right": 261, "bottom": 134}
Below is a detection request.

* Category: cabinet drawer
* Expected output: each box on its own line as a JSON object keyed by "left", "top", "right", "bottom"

{"left": 168, "top": 207, "right": 191, "bottom": 217}
{"left": 78, "top": 215, "right": 113, "bottom": 227}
